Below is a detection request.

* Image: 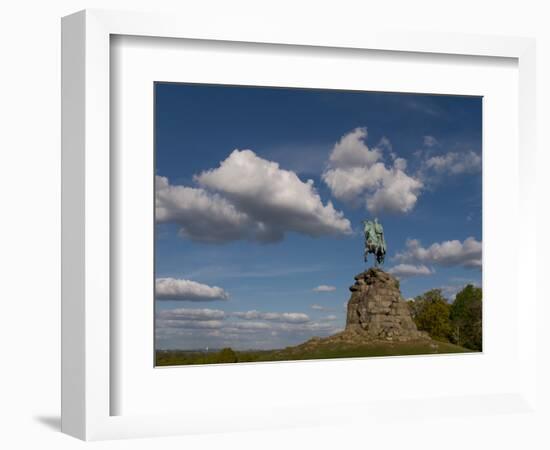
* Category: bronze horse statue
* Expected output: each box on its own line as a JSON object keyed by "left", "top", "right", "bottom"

{"left": 362, "top": 218, "right": 386, "bottom": 266}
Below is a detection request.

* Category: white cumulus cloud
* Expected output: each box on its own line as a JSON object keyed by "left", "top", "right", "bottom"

{"left": 395, "top": 237, "right": 482, "bottom": 269}
{"left": 195, "top": 149, "right": 352, "bottom": 240}
{"left": 312, "top": 285, "right": 337, "bottom": 292}
{"left": 157, "top": 149, "right": 351, "bottom": 244}
{"left": 387, "top": 264, "right": 434, "bottom": 278}
{"left": 156, "top": 319, "right": 225, "bottom": 330}
{"left": 232, "top": 310, "right": 310, "bottom": 323}
{"left": 424, "top": 151, "right": 481, "bottom": 175}
{"left": 156, "top": 278, "right": 229, "bottom": 301}
{"left": 311, "top": 304, "right": 327, "bottom": 310}
{"left": 423, "top": 135, "right": 439, "bottom": 147}
{"left": 327, "top": 127, "right": 382, "bottom": 169}
{"left": 365, "top": 167, "right": 423, "bottom": 214}
{"left": 156, "top": 176, "right": 255, "bottom": 243}
{"left": 156, "top": 308, "right": 226, "bottom": 321}
{"left": 322, "top": 128, "right": 423, "bottom": 214}
{"left": 224, "top": 321, "right": 273, "bottom": 331}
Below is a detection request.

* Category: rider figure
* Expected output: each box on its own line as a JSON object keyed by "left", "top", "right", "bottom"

{"left": 373, "top": 217, "right": 386, "bottom": 256}
{"left": 363, "top": 217, "right": 386, "bottom": 265}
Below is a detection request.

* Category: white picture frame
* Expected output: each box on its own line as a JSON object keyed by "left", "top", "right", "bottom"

{"left": 61, "top": 9, "right": 537, "bottom": 441}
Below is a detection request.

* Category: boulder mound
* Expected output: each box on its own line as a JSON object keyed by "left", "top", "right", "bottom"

{"left": 343, "top": 268, "right": 427, "bottom": 341}
{"left": 297, "top": 268, "right": 428, "bottom": 350}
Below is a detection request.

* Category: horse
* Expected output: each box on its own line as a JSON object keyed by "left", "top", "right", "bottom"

{"left": 362, "top": 219, "right": 386, "bottom": 266}
{"left": 364, "top": 240, "right": 385, "bottom": 266}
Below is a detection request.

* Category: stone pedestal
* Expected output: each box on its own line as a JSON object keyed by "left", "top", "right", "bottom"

{"left": 345, "top": 268, "right": 425, "bottom": 341}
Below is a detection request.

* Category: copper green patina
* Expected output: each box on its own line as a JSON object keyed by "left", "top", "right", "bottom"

{"left": 362, "top": 218, "right": 387, "bottom": 266}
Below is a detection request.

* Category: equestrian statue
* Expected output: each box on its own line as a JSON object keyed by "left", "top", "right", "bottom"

{"left": 362, "top": 217, "right": 386, "bottom": 266}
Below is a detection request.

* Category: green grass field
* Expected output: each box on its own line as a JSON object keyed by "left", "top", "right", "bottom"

{"left": 156, "top": 339, "right": 474, "bottom": 367}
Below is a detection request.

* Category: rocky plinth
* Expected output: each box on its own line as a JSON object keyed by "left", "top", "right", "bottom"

{"left": 286, "top": 268, "right": 430, "bottom": 353}
{"left": 344, "top": 268, "right": 426, "bottom": 341}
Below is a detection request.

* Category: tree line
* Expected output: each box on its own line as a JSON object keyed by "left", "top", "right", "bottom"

{"left": 407, "top": 284, "right": 482, "bottom": 351}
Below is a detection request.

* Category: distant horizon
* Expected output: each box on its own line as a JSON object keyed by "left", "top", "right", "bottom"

{"left": 154, "top": 82, "right": 482, "bottom": 351}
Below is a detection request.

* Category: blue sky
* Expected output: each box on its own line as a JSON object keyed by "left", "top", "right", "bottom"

{"left": 154, "top": 83, "right": 482, "bottom": 351}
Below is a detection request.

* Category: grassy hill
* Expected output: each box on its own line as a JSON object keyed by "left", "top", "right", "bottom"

{"left": 156, "top": 338, "right": 473, "bottom": 367}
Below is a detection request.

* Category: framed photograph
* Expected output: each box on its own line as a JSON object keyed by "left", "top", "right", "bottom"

{"left": 62, "top": 9, "right": 537, "bottom": 441}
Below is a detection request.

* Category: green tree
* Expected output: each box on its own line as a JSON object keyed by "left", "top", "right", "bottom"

{"left": 215, "top": 347, "right": 239, "bottom": 363}
{"left": 410, "top": 289, "right": 452, "bottom": 341}
{"left": 450, "top": 285, "right": 482, "bottom": 351}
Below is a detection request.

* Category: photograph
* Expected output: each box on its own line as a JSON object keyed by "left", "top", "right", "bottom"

{"left": 1, "top": 0, "right": 543, "bottom": 446}
{"left": 154, "top": 83, "right": 483, "bottom": 366}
